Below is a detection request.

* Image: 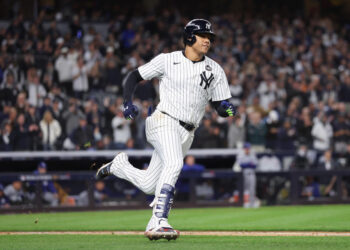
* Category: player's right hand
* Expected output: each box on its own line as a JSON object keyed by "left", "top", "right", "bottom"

{"left": 123, "top": 101, "right": 139, "bottom": 120}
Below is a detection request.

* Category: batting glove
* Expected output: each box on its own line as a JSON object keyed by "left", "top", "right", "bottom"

{"left": 123, "top": 101, "right": 139, "bottom": 120}
{"left": 220, "top": 101, "right": 238, "bottom": 117}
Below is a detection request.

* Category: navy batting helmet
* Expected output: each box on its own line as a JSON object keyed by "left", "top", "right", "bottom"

{"left": 183, "top": 19, "right": 215, "bottom": 46}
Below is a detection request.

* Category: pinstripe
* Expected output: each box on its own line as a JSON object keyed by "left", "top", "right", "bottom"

{"left": 110, "top": 150, "right": 162, "bottom": 194}
{"left": 145, "top": 111, "right": 193, "bottom": 195}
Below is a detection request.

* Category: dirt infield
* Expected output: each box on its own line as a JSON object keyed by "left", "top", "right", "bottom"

{"left": 0, "top": 231, "right": 349, "bottom": 237}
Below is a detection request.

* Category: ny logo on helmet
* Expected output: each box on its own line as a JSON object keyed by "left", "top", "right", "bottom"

{"left": 199, "top": 72, "right": 214, "bottom": 90}
{"left": 206, "top": 23, "right": 211, "bottom": 30}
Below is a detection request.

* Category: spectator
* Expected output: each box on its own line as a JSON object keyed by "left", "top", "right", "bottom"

{"left": 103, "top": 46, "right": 122, "bottom": 93}
{"left": 0, "top": 122, "right": 15, "bottom": 151}
{"left": 72, "top": 56, "right": 89, "bottom": 99}
{"left": 70, "top": 116, "right": 94, "bottom": 150}
{"left": 84, "top": 42, "right": 102, "bottom": 68}
{"left": 121, "top": 22, "right": 135, "bottom": 52}
{"left": 0, "top": 105, "right": 10, "bottom": 125}
{"left": 88, "top": 59, "right": 103, "bottom": 91}
{"left": 47, "top": 21, "right": 61, "bottom": 42}
{"left": 227, "top": 116, "right": 245, "bottom": 148}
{"left": 317, "top": 150, "right": 340, "bottom": 171}
{"left": 306, "top": 149, "right": 339, "bottom": 200}
{"left": 296, "top": 108, "right": 313, "bottom": 146}
{"left": 290, "top": 144, "right": 313, "bottom": 170}
{"left": 301, "top": 176, "right": 321, "bottom": 201}
{"left": 338, "top": 74, "right": 350, "bottom": 103}
{"left": 12, "top": 113, "right": 31, "bottom": 150}
{"left": 176, "top": 155, "right": 205, "bottom": 201}
{"left": 33, "top": 162, "right": 59, "bottom": 206}
{"left": 228, "top": 73, "right": 243, "bottom": 106}
{"left": 62, "top": 102, "right": 85, "bottom": 136}
{"left": 0, "top": 183, "right": 10, "bottom": 208}
{"left": 77, "top": 181, "right": 111, "bottom": 206}
{"left": 4, "top": 180, "right": 31, "bottom": 205}
{"left": 83, "top": 26, "right": 96, "bottom": 49}
{"left": 39, "top": 97, "right": 53, "bottom": 118}
{"left": 100, "top": 134, "right": 114, "bottom": 150}
{"left": 84, "top": 42, "right": 102, "bottom": 91}
{"left": 26, "top": 104, "right": 40, "bottom": 126}
{"left": 277, "top": 119, "right": 296, "bottom": 152}
{"left": 55, "top": 47, "right": 74, "bottom": 96}
{"left": 111, "top": 109, "right": 131, "bottom": 149}
{"left": 51, "top": 98, "right": 64, "bottom": 125}
{"left": 70, "top": 15, "right": 84, "bottom": 39}
{"left": 311, "top": 112, "right": 333, "bottom": 153}
{"left": 91, "top": 114, "right": 102, "bottom": 145}
{"left": 15, "top": 92, "right": 27, "bottom": 114}
{"left": 257, "top": 75, "right": 277, "bottom": 111}
{"left": 40, "top": 110, "right": 62, "bottom": 150}
{"left": 26, "top": 105, "right": 41, "bottom": 150}
{"left": 193, "top": 117, "right": 220, "bottom": 148}
{"left": 25, "top": 69, "right": 47, "bottom": 107}
{"left": 246, "top": 111, "right": 267, "bottom": 152}
{"left": 0, "top": 71, "right": 20, "bottom": 107}
{"left": 235, "top": 143, "right": 259, "bottom": 208}
{"left": 265, "top": 110, "right": 280, "bottom": 150}
{"left": 125, "top": 138, "right": 135, "bottom": 149}
{"left": 332, "top": 112, "right": 350, "bottom": 154}
{"left": 182, "top": 155, "right": 205, "bottom": 173}
{"left": 257, "top": 151, "right": 282, "bottom": 172}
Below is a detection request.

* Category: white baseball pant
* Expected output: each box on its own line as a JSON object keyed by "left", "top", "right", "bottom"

{"left": 110, "top": 110, "right": 194, "bottom": 196}
{"left": 243, "top": 168, "right": 256, "bottom": 207}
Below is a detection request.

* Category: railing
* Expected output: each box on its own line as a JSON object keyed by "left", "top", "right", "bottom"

{"left": 0, "top": 149, "right": 239, "bottom": 159}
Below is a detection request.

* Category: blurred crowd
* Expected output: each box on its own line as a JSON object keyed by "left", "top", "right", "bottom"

{"left": 0, "top": 161, "right": 141, "bottom": 208}
{"left": 1, "top": 9, "right": 350, "bottom": 166}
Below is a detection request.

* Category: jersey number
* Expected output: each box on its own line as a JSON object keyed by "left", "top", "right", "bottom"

{"left": 199, "top": 72, "right": 214, "bottom": 90}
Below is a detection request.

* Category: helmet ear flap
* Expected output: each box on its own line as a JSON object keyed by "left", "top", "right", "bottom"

{"left": 188, "top": 34, "right": 196, "bottom": 46}
{"left": 184, "top": 34, "right": 196, "bottom": 46}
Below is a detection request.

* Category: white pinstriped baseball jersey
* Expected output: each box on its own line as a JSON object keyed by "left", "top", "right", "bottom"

{"left": 138, "top": 51, "right": 231, "bottom": 126}
{"left": 109, "top": 50, "right": 232, "bottom": 233}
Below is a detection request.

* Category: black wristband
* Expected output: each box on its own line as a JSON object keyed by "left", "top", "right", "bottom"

{"left": 123, "top": 69, "right": 143, "bottom": 102}
{"left": 210, "top": 100, "right": 230, "bottom": 117}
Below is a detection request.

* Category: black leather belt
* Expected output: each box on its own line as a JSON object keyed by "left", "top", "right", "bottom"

{"left": 160, "top": 111, "right": 195, "bottom": 132}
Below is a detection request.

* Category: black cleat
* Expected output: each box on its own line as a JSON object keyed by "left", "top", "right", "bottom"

{"left": 95, "top": 162, "right": 112, "bottom": 180}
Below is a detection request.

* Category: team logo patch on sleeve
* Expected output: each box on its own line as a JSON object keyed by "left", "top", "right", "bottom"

{"left": 205, "top": 65, "right": 212, "bottom": 71}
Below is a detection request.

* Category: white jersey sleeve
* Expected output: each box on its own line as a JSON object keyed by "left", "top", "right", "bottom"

{"left": 138, "top": 53, "right": 165, "bottom": 80}
{"left": 211, "top": 67, "right": 231, "bottom": 101}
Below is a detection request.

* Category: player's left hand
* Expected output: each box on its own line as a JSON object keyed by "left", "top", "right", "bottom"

{"left": 220, "top": 101, "right": 238, "bottom": 117}
{"left": 123, "top": 101, "right": 139, "bottom": 120}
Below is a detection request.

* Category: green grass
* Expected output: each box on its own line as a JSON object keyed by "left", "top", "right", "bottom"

{"left": 0, "top": 204, "right": 349, "bottom": 232}
{"left": 1, "top": 235, "right": 350, "bottom": 250}
{"left": 1, "top": 205, "right": 350, "bottom": 250}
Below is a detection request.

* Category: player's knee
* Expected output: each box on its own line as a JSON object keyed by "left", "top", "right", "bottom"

{"left": 165, "top": 159, "right": 183, "bottom": 176}
{"left": 142, "top": 183, "right": 156, "bottom": 195}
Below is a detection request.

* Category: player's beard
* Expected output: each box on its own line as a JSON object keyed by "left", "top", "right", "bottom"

{"left": 193, "top": 43, "right": 210, "bottom": 56}
{"left": 201, "top": 44, "right": 210, "bottom": 54}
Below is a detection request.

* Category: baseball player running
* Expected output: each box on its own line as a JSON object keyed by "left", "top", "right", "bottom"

{"left": 96, "top": 19, "right": 237, "bottom": 241}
